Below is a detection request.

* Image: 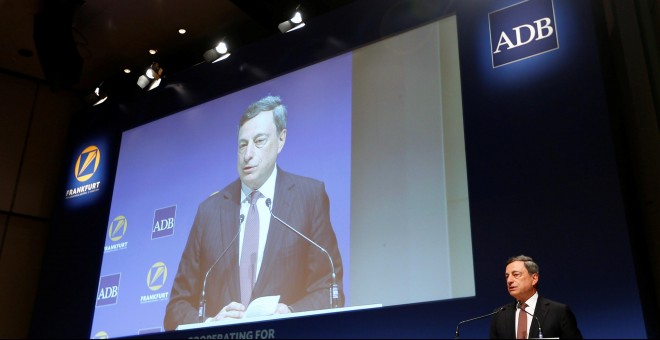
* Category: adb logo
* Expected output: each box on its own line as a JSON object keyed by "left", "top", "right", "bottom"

{"left": 152, "top": 205, "right": 176, "bottom": 239}
{"left": 147, "top": 262, "right": 168, "bottom": 291}
{"left": 75, "top": 145, "right": 101, "bottom": 182}
{"left": 489, "top": 0, "right": 559, "bottom": 67}
{"left": 96, "top": 273, "right": 121, "bottom": 307}
{"left": 108, "top": 215, "right": 128, "bottom": 242}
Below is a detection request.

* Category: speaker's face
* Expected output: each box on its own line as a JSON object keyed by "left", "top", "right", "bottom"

{"left": 237, "top": 110, "right": 286, "bottom": 190}
{"left": 505, "top": 261, "right": 538, "bottom": 302}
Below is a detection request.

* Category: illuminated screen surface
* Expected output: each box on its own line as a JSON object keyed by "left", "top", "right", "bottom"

{"left": 91, "top": 15, "right": 473, "bottom": 338}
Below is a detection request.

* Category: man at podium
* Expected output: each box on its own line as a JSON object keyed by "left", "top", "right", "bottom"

{"left": 490, "top": 255, "right": 582, "bottom": 339}
{"left": 164, "top": 95, "right": 345, "bottom": 330}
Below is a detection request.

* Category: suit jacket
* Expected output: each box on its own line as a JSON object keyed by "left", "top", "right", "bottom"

{"left": 164, "top": 168, "right": 344, "bottom": 330}
{"left": 490, "top": 296, "right": 583, "bottom": 339}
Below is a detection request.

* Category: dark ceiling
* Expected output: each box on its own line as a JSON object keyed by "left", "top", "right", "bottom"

{"left": 0, "top": 0, "right": 355, "bottom": 95}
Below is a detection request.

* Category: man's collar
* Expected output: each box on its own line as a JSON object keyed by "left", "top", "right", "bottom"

{"left": 241, "top": 165, "right": 278, "bottom": 201}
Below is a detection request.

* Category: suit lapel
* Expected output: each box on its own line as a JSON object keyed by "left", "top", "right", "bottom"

{"left": 507, "top": 302, "right": 518, "bottom": 338}
{"left": 530, "top": 296, "right": 549, "bottom": 338}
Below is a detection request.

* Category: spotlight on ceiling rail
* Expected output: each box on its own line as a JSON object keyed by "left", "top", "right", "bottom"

{"left": 278, "top": 5, "right": 305, "bottom": 33}
{"left": 203, "top": 40, "right": 231, "bottom": 63}
{"left": 87, "top": 81, "right": 108, "bottom": 106}
{"left": 137, "top": 62, "right": 163, "bottom": 90}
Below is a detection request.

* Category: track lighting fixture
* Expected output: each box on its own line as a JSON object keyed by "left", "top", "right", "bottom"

{"left": 137, "top": 62, "right": 163, "bottom": 90}
{"left": 278, "top": 5, "right": 305, "bottom": 33}
{"left": 146, "top": 62, "right": 163, "bottom": 79}
{"left": 88, "top": 82, "right": 108, "bottom": 106}
{"left": 203, "top": 40, "right": 231, "bottom": 63}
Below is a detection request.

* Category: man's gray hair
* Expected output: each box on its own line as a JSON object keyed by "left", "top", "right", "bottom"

{"left": 506, "top": 255, "right": 539, "bottom": 275}
{"left": 240, "top": 95, "right": 287, "bottom": 133}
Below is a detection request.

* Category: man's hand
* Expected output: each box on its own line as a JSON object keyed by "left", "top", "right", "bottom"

{"left": 209, "top": 301, "right": 246, "bottom": 321}
{"left": 274, "top": 303, "right": 292, "bottom": 314}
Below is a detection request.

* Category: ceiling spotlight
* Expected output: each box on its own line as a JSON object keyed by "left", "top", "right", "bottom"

{"left": 137, "top": 75, "right": 150, "bottom": 89}
{"left": 149, "top": 49, "right": 157, "bottom": 55}
{"left": 203, "top": 40, "right": 231, "bottom": 63}
{"left": 137, "top": 75, "right": 162, "bottom": 91}
{"left": 216, "top": 41, "right": 228, "bottom": 54}
{"left": 178, "top": 28, "right": 186, "bottom": 34}
{"left": 145, "top": 62, "right": 163, "bottom": 80}
{"left": 278, "top": 5, "right": 305, "bottom": 33}
{"left": 123, "top": 68, "right": 131, "bottom": 74}
{"left": 147, "top": 78, "right": 161, "bottom": 91}
{"left": 137, "top": 62, "right": 163, "bottom": 90}
{"left": 93, "top": 96, "right": 108, "bottom": 106}
{"left": 89, "top": 82, "right": 108, "bottom": 106}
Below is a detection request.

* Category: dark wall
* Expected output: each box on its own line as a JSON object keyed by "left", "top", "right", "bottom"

{"left": 28, "top": 0, "right": 659, "bottom": 338}
{"left": 0, "top": 72, "right": 81, "bottom": 338}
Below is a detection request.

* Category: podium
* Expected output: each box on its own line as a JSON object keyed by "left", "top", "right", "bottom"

{"left": 176, "top": 304, "right": 382, "bottom": 330}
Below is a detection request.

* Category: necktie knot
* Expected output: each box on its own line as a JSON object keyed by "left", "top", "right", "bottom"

{"left": 249, "top": 191, "right": 263, "bottom": 205}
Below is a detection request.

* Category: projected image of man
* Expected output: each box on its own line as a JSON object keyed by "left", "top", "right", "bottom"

{"left": 164, "top": 95, "right": 345, "bottom": 330}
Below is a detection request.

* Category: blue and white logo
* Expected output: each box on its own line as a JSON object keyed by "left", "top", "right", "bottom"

{"left": 489, "top": 0, "right": 559, "bottom": 68}
{"left": 96, "top": 273, "right": 121, "bottom": 307}
{"left": 151, "top": 205, "right": 176, "bottom": 239}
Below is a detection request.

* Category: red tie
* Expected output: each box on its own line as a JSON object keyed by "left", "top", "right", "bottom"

{"left": 517, "top": 302, "right": 528, "bottom": 339}
{"left": 240, "top": 191, "right": 262, "bottom": 305}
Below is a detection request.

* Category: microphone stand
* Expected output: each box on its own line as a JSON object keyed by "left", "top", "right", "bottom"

{"left": 517, "top": 301, "right": 543, "bottom": 339}
{"left": 198, "top": 214, "right": 244, "bottom": 322}
{"left": 266, "top": 199, "right": 340, "bottom": 308}
{"left": 455, "top": 307, "right": 505, "bottom": 339}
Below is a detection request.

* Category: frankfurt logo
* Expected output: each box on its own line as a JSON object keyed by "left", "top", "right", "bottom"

{"left": 108, "top": 215, "right": 128, "bottom": 242}
{"left": 147, "top": 262, "right": 168, "bottom": 291}
{"left": 65, "top": 144, "right": 102, "bottom": 199}
{"left": 92, "top": 331, "right": 109, "bottom": 339}
{"left": 75, "top": 145, "right": 101, "bottom": 182}
{"left": 104, "top": 215, "right": 128, "bottom": 252}
{"left": 140, "top": 262, "right": 170, "bottom": 303}
{"left": 489, "top": 0, "right": 559, "bottom": 67}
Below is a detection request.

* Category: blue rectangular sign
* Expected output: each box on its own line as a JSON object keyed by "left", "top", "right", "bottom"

{"left": 489, "top": 0, "right": 559, "bottom": 67}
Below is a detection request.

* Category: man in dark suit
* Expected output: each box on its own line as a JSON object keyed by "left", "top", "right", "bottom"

{"left": 164, "top": 95, "right": 344, "bottom": 331}
{"left": 490, "top": 255, "right": 582, "bottom": 339}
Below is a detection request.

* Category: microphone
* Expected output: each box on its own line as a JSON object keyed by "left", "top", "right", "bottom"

{"left": 517, "top": 301, "right": 543, "bottom": 339}
{"left": 454, "top": 306, "right": 505, "bottom": 339}
{"left": 198, "top": 214, "right": 244, "bottom": 322}
{"left": 265, "top": 198, "right": 340, "bottom": 308}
